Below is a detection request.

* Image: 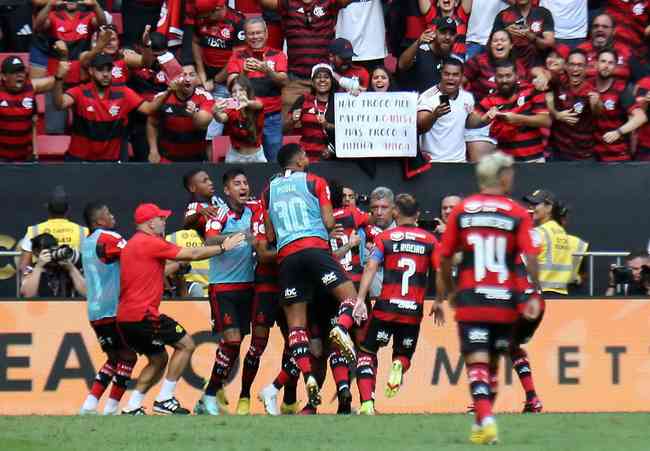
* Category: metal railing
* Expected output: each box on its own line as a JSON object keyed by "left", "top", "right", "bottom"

{"left": 573, "top": 251, "right": 630, "bottom": 296}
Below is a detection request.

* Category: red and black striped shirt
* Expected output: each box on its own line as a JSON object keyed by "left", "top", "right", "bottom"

{"left": 128, "top": 66, "right": 169, "bottom": 101}
{"left": 476, "top": 86, "right": 548, "bottom": 161}
{"left": 331, "top": 206, "right": 370, "bottom": 283}
{"left": 549, "top": 80, "right": 595, "bottom": 160}
{"left": 593, "top": 78, "right": 632, "bottom": 161}
{"left": 423, "top": 3, "right": 470, "bottom": 58}
{"left": 576, "top": 40, "right": 632, "bottom": 83}
{"left": 492, "top": 6, "right": 554, "bottom": 70}
{"left": 157, "top": 88, "right": 214, "bottom": 161}
{"left": 291, "top": 93, "right": 329, "bottom": 161}
{"left": 278, "top": 0, "right": 338, "bottom": 78}
{"left": 440, "top": 194, "right": 539, "bottom": 324}
{"left": 251, "top": 206, "right": 279, "bottom": 293}
{"left": 196, "top": 8, "right": 246, "bottom": 75}
{"left": 464, "top": 53, "right": 530, "bottom": 103}
{"left": 606, "top": 0, "right": 649, "bottom": 59}
{"left": 633, "top": 76, "right": 650, "bottom": 160}
{"left": 226, "top": 46, "right": 288, "bottom": 114}
{"left": 0, "top": 83, "right": 35, "bottom": 161}
{"left": 47, "top": 9, "right": 96, "bottom": 60}
{"left": 224, "top": 106, "right": 265, "bottom": 150}
{"left": 66, "top": 83, "right": 144, "bottom": 161}
{"left": 371, "top": 225, "right": 439, "bottom": 325}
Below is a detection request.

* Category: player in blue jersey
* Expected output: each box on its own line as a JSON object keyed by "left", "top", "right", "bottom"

{"left": 79, "top": 202, "right": 137, "bottom": 415}
{"left": 262, "top": 144, "right": 368, "bottom": 407}
{"left": 194, "top": 168, "right": 258, "bottom": 416}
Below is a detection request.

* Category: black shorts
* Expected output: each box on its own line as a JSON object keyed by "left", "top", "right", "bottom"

{"left": 279, "top": 248, "right": 349, "bottom": 305}
{"left": 208, "top": 285, "right": 254, "bottom": 336}
{"left": 118, "top": 314, "right": 187, "bottom": 356}
{"left": 512, "top": 309, "right": 545, "bottom": 346}
{"left": 360, "top": 314, "right": 421, "bottom": 358}
{"left": 91, "top": 320, "right": 122, "bottom": 354}
{"left": 252, "top": 290, "right": 281, "bottom": 329}
{"left": 457, "top": 322, "right": 513, "bottom": 355}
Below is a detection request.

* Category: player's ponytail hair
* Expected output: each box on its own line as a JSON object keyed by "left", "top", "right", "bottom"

{"left": 476, "top": 151, "right": 514, "bottom": 190}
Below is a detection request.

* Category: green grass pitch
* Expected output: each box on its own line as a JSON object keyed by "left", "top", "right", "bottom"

{"left": 2, "top": 413, "right": 648, "bottom": 451}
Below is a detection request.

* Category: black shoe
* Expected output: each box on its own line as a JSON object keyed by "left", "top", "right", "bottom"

{"left": 336, "top": 386, "right": 352, "bottom": 415}
{"left": 122, "top": 407, "right": 146, "bottom": 415}
{"left": 153, "top": 397, "right": 190, "bottom": 415}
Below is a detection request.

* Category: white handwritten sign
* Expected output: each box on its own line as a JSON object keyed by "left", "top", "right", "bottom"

{"left": 334, "top": 92, "right": 418, "bottom": 158}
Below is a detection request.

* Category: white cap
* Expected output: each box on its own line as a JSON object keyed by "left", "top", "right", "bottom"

{"left": 311, "top": 63, "right": 334, "bottom": 79}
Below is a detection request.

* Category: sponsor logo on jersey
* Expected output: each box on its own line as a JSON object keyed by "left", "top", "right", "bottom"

{"left": 284, "top": 287, "right": 297, "bottom": 299}
{"left": 468, "top": 328, "right": 489, "bottom": 343}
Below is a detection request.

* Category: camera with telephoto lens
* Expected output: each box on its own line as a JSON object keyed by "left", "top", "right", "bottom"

{"left": 418, "top": 210, "right": 441, "bottom": 232}
{"left": 48, "top": 245, "right": 75, "bottom": 263}
{"left": 612, "top": 265, "right": 634, "bottom": 285}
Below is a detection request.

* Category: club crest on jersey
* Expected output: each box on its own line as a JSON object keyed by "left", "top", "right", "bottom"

{"left": 156, "top": 71, "right": 167, "bottom": 82}
{"left": 112, "top": 66, "right": 123, "bottom": 79}
{"left": 618, "top": 56, "right": 624, "bottom": 65}
{"left": 109, "top": 105, "right": 120, "bottom": 117}
{"left": 22, "top": 97, "right": 33, "bottom": 109}
{"left": 633, "top": 3, "right": 645, "bottom": 15}
{"left": 221, "top": 28, "right": 231, "bottom": 39}
{"left": 76, "top": 24, "right": 88, "bottom": 35}
{"left": 604, "top": 99, "right": 616, "bottom": 111}
{"left": 313, "top": 6, "right": 326, "bottom": 17}
{"left": 390, "top": 231, "right": 404, "bottom": 241}
{"left": 573, "top": 102, "right": 584, "bottom": 114}
{"left": 517, "top": 95, "right": 525, "bottom": 106}
{"left": 530, "top": 21, "right": 541, "bottom": 33}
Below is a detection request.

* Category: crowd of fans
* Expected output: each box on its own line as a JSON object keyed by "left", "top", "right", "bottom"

{"left": 2, "top": 0, "right": 650, "bottom": 163}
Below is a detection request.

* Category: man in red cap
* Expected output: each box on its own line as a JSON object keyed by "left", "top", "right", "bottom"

{"left": 117, "top": 202, "right": 245, "bottom": 415}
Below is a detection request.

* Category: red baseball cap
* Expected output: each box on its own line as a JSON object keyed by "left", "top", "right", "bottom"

{"left": 551, "top": 44, "right": 571, "bottom": 60}
{"left": 195, "top": 0, "right": 225, "bottom": 15}
{"left": 134, "top": 203, "right": 172, "bottom": 224}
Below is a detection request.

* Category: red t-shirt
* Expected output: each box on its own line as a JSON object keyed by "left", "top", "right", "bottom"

{"left": 223, "top": 107, "right": 265, "bottom": 150}
{"left": 66, "top": 83, "right": 144, "bottom": 161}
{"left": 117, "top": 231, "right": 181, "bottom": 322}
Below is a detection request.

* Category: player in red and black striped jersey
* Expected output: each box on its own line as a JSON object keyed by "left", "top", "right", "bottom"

{"left": 467, "top": 59, "right": 551, "bottom": 162}
{"left": 492, "top": 0, "right": 555, "bottom": 70}
{"left": 354, "top": 194, "right": 439, "bottom": 416}
{"left": 605, "top": 0, "right": 650, "bottom": 60}
{"left": 438, "top": 152, "right": 541, "bottom": 445}
{"left": 576, "top": 14, "right": 634, "bottom": 84}
{"left": 546, "top": 49, "right": 601, "bottom": 161}
{"left": 148, "top": 65, "right": 215, "bottom": 162}
{"left": 592, "top": 49, "right": 647, "bottom": 162}
{"left": 418, "top": 0, "right": 471, "bottom": 58}
{"left": 183, "top": 169, "right": 226, "bottom": 238}
{"left": 0, "top": 55, "right": 59, "bottom": 162}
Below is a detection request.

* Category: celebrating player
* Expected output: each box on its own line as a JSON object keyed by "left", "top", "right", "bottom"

{"left": 354, "top": 193, "right": 439, "bottom": 415}
{"left": 438, "top": 152, "right": 541, "bottom": 444}
{"left": 79, "top": 202, "right": 136, "bottom": 415}
{"left": 262, "top": 143, "right": 367, "bottom": 407}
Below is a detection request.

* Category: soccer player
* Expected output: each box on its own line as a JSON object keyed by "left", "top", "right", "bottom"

{"left": 438, "top": 152, "right": 541, "bottom": 444}
{"left": 354, "top": 193, "right": 439, "bottom": 416}
{"left": 262, "top": 143, "right": 366, "bottom": 407}
{"left": 183, "top": 168, "right": 226, "bottom": 236}
{"left": 79, "top": 202, "right": 136, "bottom": 415}
{"left": 118, "top": 203, "right": 244, "bottom": 415}
{"left": 195, "top": 168, "right": 257, "bottom": 416}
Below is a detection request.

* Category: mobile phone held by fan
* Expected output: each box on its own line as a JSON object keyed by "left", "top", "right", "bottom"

{"left": 224, "top": 97, "right": 240, "bottom": 109}
{"left": 157, "top": 52, "right": 183, "bottom": 81}
{"left": 439, "top": 94, "right": 450, "bottom": 106}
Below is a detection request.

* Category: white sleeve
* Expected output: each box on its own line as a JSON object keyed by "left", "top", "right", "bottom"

{"left": 417, "top": 90, "right": 440, "bottom": 113}
{"left": 20, "top": 234, "right": 32, "bottom": 252}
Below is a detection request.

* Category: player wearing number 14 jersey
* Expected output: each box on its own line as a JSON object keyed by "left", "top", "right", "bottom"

{"left": 439, "top": 152, "right": 541, "bottom": 445}
{"left": 354, "top": 193, "right": 439, "bottom": 416}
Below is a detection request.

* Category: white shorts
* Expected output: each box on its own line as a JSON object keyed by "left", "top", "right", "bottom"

{"left": 225, "top": 146, "right": 267, "bottom": 163}
{"left": 464, "top": 124, "right": 497, "bottom": 144}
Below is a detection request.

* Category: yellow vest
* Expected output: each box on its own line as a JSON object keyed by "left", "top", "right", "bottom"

{"left": 536, "top": 220, "right": 577, "bottom": 295}
{"left": 567, "top": 234, "right": 589, "bottom": 286}
{"left": 26, "top": 218, "right": 88, "bottom": 251}
{"left": 166, "top": 229, "right": 209, "bottom": 295}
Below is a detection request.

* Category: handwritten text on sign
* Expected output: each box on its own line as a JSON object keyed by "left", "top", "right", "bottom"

{"left": 335, "top": 92, "right": 418, "bottom": 158}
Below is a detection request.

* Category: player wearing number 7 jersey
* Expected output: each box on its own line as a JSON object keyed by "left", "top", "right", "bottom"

{"left": 438, "top": 152, "right": 541, "bottom": 445}
{"left": 354, "top": 193, "right": 439, "bottom": 416}
{"left": 262, "top": 143, "right": 367, "bottom": 409}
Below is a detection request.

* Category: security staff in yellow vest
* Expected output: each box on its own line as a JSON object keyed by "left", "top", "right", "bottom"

{"left": 524, "top": 189, "right": 588, "bottom": 296}
{"left": 166, "top": 228, "right": 209, "bottom": 297}
{"left": 19, "top": 186, "right": 89, "bottom": 273}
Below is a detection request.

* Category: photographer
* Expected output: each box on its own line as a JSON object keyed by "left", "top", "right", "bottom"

{"left": 21, "top": 233, "right": 86, "bottom": 298}
{"left": 606, "top": 251, "right": 650, "bottom": 296}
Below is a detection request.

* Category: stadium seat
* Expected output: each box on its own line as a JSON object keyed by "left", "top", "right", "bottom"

{"left": 36, "top": 134, "right": 70, "bottom": 161}
{"left": 282, "top": 135, "right": 301, "bottom": 145}
{"left": 211, "top": 136, "right": 231, "bottom": 162}
{"left": 36, "top": 94, "right": 46, "bottom": 114}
